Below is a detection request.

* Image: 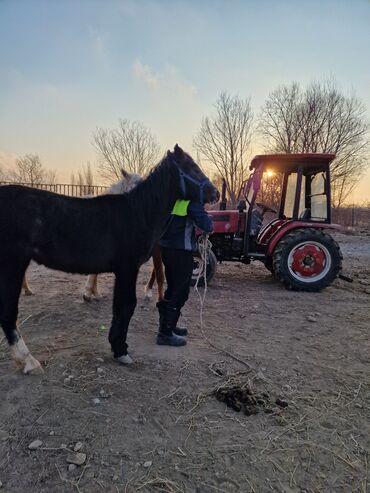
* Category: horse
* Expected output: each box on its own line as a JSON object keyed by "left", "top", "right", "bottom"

{"left": 21, "top": 170, "right": 165, "bottom": 302}
{"left": 0, "top": 145, "right": 219, "bottom": 374}
{"left": 83, "top": 170, "right": 165, "bottom": 302}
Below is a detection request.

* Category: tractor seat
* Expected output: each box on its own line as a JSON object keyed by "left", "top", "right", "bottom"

{"left": 299, "top": 208, "right": 311, "bottom": 221}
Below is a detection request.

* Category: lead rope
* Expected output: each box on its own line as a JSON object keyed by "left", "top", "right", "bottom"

{"left": 194, "top": 235, "right": 254, "bottom": 371}
{"left": 194, "top": 234, "right": 212, "bottom": 330}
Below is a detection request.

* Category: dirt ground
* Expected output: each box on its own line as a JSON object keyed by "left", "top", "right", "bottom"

{"left": 0, "top": 232, "right": 369, "bottom": 493}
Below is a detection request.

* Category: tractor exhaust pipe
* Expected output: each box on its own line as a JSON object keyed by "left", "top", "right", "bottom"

{"left": 219, "top": 178, "right": 227, "bottom": 211}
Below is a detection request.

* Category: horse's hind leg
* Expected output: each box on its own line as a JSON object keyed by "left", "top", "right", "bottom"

{"left": 22, "top": 272, "right": 33, "bottom": 296}
{"left": 92, "top": 274, "right": 99, "bottom": 297}
{"left": 144, "top": 244, "right": 165, "bottom": 301}
{"left": 0, "top": 265, "right": 42, "bottom": 374}
{"left": 155, "top": 261, "right": 165, "bottom": 302}
{"left": 153, "top": 244, "right": 165, "bottom": 301}
{"left": 144, "top": 269, "right": 156, "bottom": 300}
{"left": 83, "top": 274, "right": 99, "bottom": 301}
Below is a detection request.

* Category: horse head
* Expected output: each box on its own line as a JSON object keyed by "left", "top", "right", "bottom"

{"left": 167, "top": 144, "right": 220, "bottom": 204}
{"left": 107, "top": 169, "right": 143, "bottom": 195}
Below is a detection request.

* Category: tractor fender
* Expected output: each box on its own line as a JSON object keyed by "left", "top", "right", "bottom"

{"left": 266, "top": 221, "right": 342, "bottom": 257}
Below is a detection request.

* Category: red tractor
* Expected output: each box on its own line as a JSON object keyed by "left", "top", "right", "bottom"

{"left": 193, "top": 153, "right": 343, "bottom": 291}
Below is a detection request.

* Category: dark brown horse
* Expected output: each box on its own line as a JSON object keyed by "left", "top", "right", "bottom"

{"left": 82, "top": 169, "right": 165, "bottom": 302}
{"left": 21, "top": 170, "right": 165, "bottom": 302}
{"left": 0, "top": 145, "right": 219, "bottom": 373}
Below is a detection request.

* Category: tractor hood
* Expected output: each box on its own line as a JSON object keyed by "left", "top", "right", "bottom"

{"left": 205, "top": 210, "right": 242, "bottom": 234}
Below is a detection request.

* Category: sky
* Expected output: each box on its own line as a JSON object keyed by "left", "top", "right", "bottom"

{"left": 0, "top": 0, "right": 369, "bottom": 202}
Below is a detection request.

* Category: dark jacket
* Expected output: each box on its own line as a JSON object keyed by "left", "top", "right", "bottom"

{"left": 160, "top": 201, "right": 213, "bottom": 251}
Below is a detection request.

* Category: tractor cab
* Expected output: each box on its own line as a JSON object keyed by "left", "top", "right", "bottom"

{"left": 243, "top": 153, "right": 335, "bottom": 258}
{"left": 195, "top": 153, "right": 342, "bottom": 292}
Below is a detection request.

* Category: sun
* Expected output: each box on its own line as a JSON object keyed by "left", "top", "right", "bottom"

{"left": 265, "top": 170, "right": 274, "bottom": 177}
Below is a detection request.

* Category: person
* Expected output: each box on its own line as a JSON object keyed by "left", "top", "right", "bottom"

{"left": 156, "top": 199, "right": 213, "bottom": 346}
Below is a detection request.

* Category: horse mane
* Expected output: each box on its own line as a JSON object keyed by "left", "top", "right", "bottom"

{"left": 125, "top": 154, "right": 178, "bottom": 227}
{"left": 126, "top": 156, "right": 176, "bottom": 206}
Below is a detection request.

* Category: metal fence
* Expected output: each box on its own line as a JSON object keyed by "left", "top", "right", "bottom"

{"left": 0, "top": 182, "right": 108, "bottom": 197}
{"left": 2, "top": 181, "right": 370, "bottom": 230}
{"left": 332, "top": 207, "right": 370, "bottom": 230}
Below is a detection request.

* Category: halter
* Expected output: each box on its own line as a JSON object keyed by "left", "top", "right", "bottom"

{"left": 173, "top": 160, "right": 211, "bottom": 204}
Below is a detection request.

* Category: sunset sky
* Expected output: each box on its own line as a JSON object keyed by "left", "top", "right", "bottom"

{"left": 0, "top": 0, "right": 369, "bottom": 202}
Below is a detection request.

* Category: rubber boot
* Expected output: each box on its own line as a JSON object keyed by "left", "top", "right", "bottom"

{"left": 156, "top": 301, "right": 188, "bottom": 337}
{"left": 156, "top": 304, "right": 187, "bottom": 347}
{"left": 173, "top": 324, "right": 188, "bottom": 337}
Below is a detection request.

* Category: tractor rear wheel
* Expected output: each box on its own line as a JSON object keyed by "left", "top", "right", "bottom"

{"left": 272, "top": 228, "right": 342, "bottom": 291}
{"left": 191, "top": 250, "right": 217, "bottom": 287}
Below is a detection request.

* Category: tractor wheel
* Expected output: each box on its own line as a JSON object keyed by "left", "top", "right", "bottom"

{"left": 265, "top": 258, "right": 274, "bottom": 274}
{"left": 272, "top": 228, "right": 342, "bottom": 292}
{"left": 191, "top": 250, "right": 217, "bottom": 287}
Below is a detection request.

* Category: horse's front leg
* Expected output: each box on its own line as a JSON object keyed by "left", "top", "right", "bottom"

{"left": 11, "top": 329, "right": 43, "bottom": 374}
{"left": 0, "top": 268, "right": 42, "bottom": 374}
{"left": 83, "top": 274, "right": 99, "bottom": 301}
{"left": 109, "top": 266, "right": 138, "bottom": 365}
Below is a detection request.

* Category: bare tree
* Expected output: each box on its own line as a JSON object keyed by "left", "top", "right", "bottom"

{"left": 259, "top": 80, "right": 369, "bottom": 207}
{"left": 71, "top": 163, "right": 95, "bottom": 196}
{"left": 257, "top": 172, "right": 284, "bottom": 210}
{"left": 8, "top": 154, "right": 57, "bottom": 185}
{"left": 0, "top": 163, "right": 7, "bottom": 181}
{"left": 71, "top": 164, "right": 94, "bottom": 186}
{"left": 193, "top": 92, "right": 254, "bottom": 206}
{"left": 93, "top": 119, "right": 161, "bottom": 182}
{"left": 210, "top": 172, "right": 224, "bottom": 195}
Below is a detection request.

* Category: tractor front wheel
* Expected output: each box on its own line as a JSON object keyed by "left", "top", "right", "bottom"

{"left": 191, "top": 250, "right": 217, "bottom": 287}
{"left": 272, "top": 228, "right": 342, "bottom": 291}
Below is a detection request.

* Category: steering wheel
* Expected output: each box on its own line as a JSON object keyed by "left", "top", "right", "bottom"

{"left": 255, "top": 202, "right": 277, "bottom": 214}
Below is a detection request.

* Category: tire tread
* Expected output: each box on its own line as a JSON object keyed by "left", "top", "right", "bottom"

{"left": 272, "top": 228, "right": 342, "bottom": 292}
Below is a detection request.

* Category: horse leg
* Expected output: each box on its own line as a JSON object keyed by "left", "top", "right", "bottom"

{"left": 109, "top": 266, "right": 138, "bottom": 365}
{"left": 22, "top": 273, "right": 33, "bottom": 296}
{"left": 92, "top": 274, "right": 99, "bottom": 297}
{"left": 154, "top": 254, "right": 165, "bottom": 302}
{"left": 144, "top": 268, "right": 156, "bottom": 300}
{"left": 144, "top": 244, "right": 164, "bottom": 301}
{"left": 0, "top": 266, "right": 42, "bottom": 374}
{"left": 83, "top": 274, "right": 99, "bottom": 301}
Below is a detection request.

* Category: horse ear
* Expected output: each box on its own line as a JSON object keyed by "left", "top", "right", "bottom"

{"left": 121, "top": 168, "right": 129, "bottom": 178}
{"left": 174, "top": 144, "right": 184, "bottom": 159}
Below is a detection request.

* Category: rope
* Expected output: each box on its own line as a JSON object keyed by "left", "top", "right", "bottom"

{"left": 194, "top": 235, "right": 254, "bottom": 371}
{"left": 194, "top": 234, "right": 212, "bottom": 328}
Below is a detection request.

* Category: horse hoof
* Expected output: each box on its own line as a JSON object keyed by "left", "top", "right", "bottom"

{"left": 115, "top": 354, "right": 133, "bottom": 365}
{"left": 83, "top": 293, "right": 100, "bottom": 302}
{"left": 24, "top": 289, "right": 33, "bottom": 296}
{"left": 144, "top": 289, "right": 153, "bottom": 300}
{"left": 24, "top": 356, "right": 44, "bottom": 375}
{"left": 25, "top": 365, "right": 44, "bottom": 376}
